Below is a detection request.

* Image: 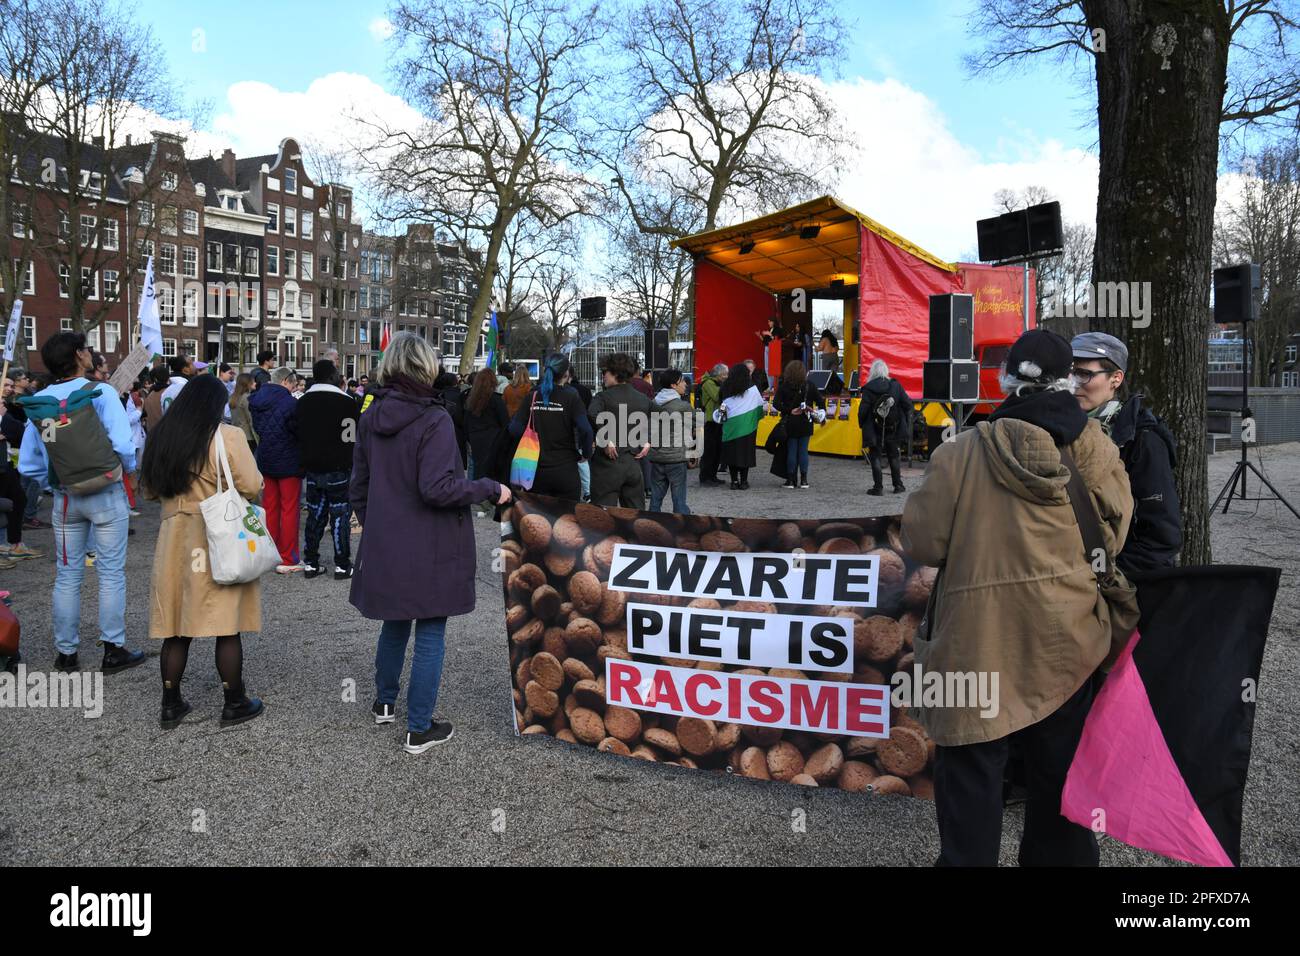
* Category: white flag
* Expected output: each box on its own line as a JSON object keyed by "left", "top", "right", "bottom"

{"left": 3, "top": 298, "right": 22, "bottom": 362}
{"left": 138, "top": 256, "right": 164, "bottom": 358}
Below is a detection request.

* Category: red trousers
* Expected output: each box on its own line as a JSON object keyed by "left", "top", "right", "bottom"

{"left": 263, "top": 476, "right": 302, "bottom": 565}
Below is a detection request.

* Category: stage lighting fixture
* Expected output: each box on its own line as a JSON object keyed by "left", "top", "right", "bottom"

{"left": 800, "top": 224, "right": 821, "bottom": 240}
{"left": 739, "top": 240, "right": 755, "bottom": 254}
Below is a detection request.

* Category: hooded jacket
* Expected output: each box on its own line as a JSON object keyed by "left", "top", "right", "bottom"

{"left": 247, "top": 382, "right": 301, "bottom": 478}
{"left": 858, "top": 376, "right": 913, "bottom": 447}
{"left": 901, "top": 404, "right": 1134, "bottom": 746}
{"left": 649, "top": 387, "right": 694, "bottom": 464}
{"left": 348, "top": 386, "right": 501, "bottom": 620}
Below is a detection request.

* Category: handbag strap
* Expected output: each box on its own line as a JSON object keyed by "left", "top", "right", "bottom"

{"left": 213, "top": 426, "right": 237, "bottom": 498}
{"left": 1058, "top": 444, "right": 1108, "bottom": 578}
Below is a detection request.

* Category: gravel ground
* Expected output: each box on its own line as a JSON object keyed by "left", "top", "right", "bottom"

{"left": 2, "top": 442, "right": 1296, "bottom": 867}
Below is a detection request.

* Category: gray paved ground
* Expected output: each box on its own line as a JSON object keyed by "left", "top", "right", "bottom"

{"left": 1, "top": 444, "right": 1297, "bottom": 866}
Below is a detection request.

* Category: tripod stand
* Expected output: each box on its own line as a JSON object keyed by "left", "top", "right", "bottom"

{"left": 1210, "top": 321, "right": 1300, "bottom": 519}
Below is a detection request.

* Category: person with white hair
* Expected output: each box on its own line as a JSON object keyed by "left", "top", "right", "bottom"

{"left": 900, "top": 328, "right": 1134, "bottom": 866}
{"left": 857, "top": 358, "right": 913, "bottom": 495}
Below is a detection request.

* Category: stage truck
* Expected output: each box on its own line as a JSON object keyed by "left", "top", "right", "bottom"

{"left": 673, "top": 196, "right": 1034, "bottom": 458}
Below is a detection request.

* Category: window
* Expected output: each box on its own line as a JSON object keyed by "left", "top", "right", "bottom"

{"left": 105, "top": 321, "right": 120, "bottom": 351}
{"left": 159, "top": 285, "right": 176, "bottom": 324}
{"left": 101, "top": 218, "right": 118, "bottom": 250}
{"left": 284, "top": 168, "right": 297, "bottom": 194}
{"left": 207, "top": 283, "right": 222, "bottom": 317}
{"left": 161, "top": 205, "right": 177, "bottom": 235}
{"left": 350, "top": 259, "right": 358, "bottom": 278}
{"left": 359, "top": 286, "right": 368, "bottom": 309}
{"left": 284, "top": 207, "right": 296, "bottom": 237}
{"left": 162, "top": 171, "right": 178, "bottom": 191}
{"left": 301, "top": 211, "right": 313, "bottom": 239}
{"left": 302, "top": 185, "right": 313, "bottom": 201}
{"left": 345, "top": 320, "right": 356, "bottom": 345}
{"left": 267, "top": 203, "right": 279, "bottom": 232}
{"left": 225, "top": 285, "right": 239, "bottom": 322}
{"left": 59, "top": 264, "right": 70, "bottom": 297}
{"left": 182, "top": 246, "right": 198, "bottom": 278}
{"left": 245, "top": 287, "right": 259, "bottom": 321}
{"left": 322, "top": 255, "right": 332, "bottom": 277}
{"left": 302, "top": 336, "right": 313, "bottom": 365}
{"left": 160, "top": 244, "right": 176, "bottom": 276}
{"left": 16, "top": 259, "right": 34, "bottom": 294}
{"left": 138, "top": 201, "right": 154, "bottom": 227}
{"left": 103, "top": 269, "right": 119, "bottom": 299}
{"left": 223, "top": 243, "right": 240, "bottom": 275}
{"left": 349, "top": 290, "right": 357, "bottom": 311}
{"left": 207, "top": 242, "right": 221, "bottom": 272}
{"left": 284, "top": 289, "right": 297, "bottom": 318}
{"left": 80, "top": 215, "right": 96, "bottom": 247}
{"left": 80, "top": 267, "right": 98, "bottom": 300}
{"left": 86, "top": 326, "right": 102, "bottom": 351}
{"left": 301, "top": 294, "right": 312, "bottom": 321}
{"left": 162, "top": 338, "right": 177, "bottom": 358}
{"left": 284, "top": 248, "right": 296, "bottom": 279}
{"left": 224, "top": 195, "right": 239, "bottom": 212}
{"left": 22, "top": 315, "right": 35, "bottom": 351}
{"left": 383, "top": 254, "right": 392, "bottom": 278}
{"left": 336, "top": 201, "right": 347, "bottom": 220}
{"left": 267, "top": 288, "right": 280, "bottom": 316}
{"left": 182, "top": 209, "right": 199, "bottom": 234}
{"left": 267, "top": 177, "right": 279, "bottom": 192}
{"left": 11, "top": 202, "right": 29, "bottom": 238}
{"left": 301, "top": 251, "right": 313, "bottom": 281}
{"left": 183, "top": 287, "right": 199, "bottom": 325}
{"left": 244, "top": 247, "right": 259, "bottom": 276}
{"left": 184, "top": 338, "right": 199, "bottom": 359}
{"left": 266, "top": 246, "right": 279, "bottom": 275}
{"left": 1286, "top": 345, "right": 1298, "bottom": 363}
{"left": 61, "top": 318, "right": 72, "bottom": 331}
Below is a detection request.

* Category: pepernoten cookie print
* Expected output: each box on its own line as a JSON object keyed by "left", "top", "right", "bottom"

{"left": 500, "top": 493, "right": 939, "bottom": 800}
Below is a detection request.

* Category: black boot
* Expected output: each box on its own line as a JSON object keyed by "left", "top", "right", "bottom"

{"left": 220, "top": 680, "right": 265, "bottom": 727}
{"left": 867, "top": 486, "right": 884, "bottom": 496}
{"left": 102, "top": 643, "right": 145, "bottom": 674}
{"left": 160, "top": 681, "right": 192, "bottom": 730}
{"left": 54, "top": 651, "right": 80, "bottom": 672}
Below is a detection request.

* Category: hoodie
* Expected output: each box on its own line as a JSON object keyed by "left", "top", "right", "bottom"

{"left": 348, "top": 386, "right": 501, "bottom": 620}
{"left": 649, "top": 387, "right": 695, "bottom": 464}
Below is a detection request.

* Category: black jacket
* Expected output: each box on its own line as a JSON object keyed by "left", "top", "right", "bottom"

{"left": 1108, "top": 394, "right": 1182, "bottom": 573}
{"left": 465, "top": 391, "right": 511, "bottom": 483}
{"left": 773, "top": 379, "right": 824, "bottom": 440}
{"left": 296, "top": 384, "right": 360, "bottom": 473}
{"left": 436, "top": 384, "right": 468, "bottom": 468}
{"left": 858, "top": 377, "right": 913, "bottom": 447}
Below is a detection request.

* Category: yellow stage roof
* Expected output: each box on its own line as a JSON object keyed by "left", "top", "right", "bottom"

{"left": 671, "top": 195, "right": 956, "bottom": 294}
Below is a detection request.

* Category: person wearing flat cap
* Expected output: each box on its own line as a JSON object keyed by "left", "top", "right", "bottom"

{"left": 1070, "top": 331, "right": 1182, "bottom": 574}
{"left": 900, "top": 328, "right": 1134, "bottom": 866}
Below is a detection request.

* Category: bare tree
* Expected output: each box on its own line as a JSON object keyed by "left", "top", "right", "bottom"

{"left": 602, "top": 0, "right": 849, "bottom": 338}
{"left": 601, "top": 204, "right": 691, "bottom": 336}
{"left": 360, "top": 0, "right": 602, "bottom": 376}
{"left": 968, "top": 0, "right": 1300, "bottom": 565}
{"left": 529, "top": 252, "right": 581, "bottom": 350}
{"left": 1215, "top": 141, "right": 1300, "bottom": 386}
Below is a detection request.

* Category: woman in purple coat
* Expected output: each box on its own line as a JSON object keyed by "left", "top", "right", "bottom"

{"left": 349, "top": 333, "right": 512, "bottom": 754}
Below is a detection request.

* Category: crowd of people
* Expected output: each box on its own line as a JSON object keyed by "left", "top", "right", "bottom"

{"left": 1, "top": 321, "right": 1183, "bottom": 836}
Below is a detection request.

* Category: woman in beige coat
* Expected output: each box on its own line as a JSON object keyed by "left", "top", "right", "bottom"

{"left": 139, "top": 374, "right": 265, "bottom": 730}
{"left": 902, "top": 330, "right": 1133, "bottom": 867}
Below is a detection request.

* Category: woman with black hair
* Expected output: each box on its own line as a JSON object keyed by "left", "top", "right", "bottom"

{"left": 715, "top": 362, "right": 763, "bottom": 489}
{"left": 139, "top": 374, "right": 265, "bottom": 730}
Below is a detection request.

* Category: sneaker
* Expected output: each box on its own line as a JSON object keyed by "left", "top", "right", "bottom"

{"left": 403, "top": 721, "right": 454, "bottom": 754}
{"left": 129, "top": 509, "right": 141, "bottom": 517}
{"left": 0, "top": 557, "right": 16, "bottom": 570}
{"left": 101, "top": 643, "right": 145, "bottom": 674}
{"left": 0, "top": 543, "right": 43, "bottom": 560}
{"left": 302, "top": 564, "right": 324, "bottom": 579}
{"left": 333, "top": 566, "right": 353, "bottom": 580}
{"left": 782, "top": 480, "right": 794, "bottom": 488}
{"left": 372, "top": 701, "right": 396, "bottom": 724}
{"left": 23, "top": 518, "right": 47, "bottom": 530}
{"left": 275, "top": 563, "right": 304, "bottom": 574}
{"left": 54, "top": 652, "right": 79, "bottom": 672}
{"left": 800, "top": 480, "right": 810, "bottom": 489}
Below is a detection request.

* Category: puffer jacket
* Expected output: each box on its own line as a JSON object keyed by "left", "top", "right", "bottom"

{"left": 901, "top": 414, "right": 1134, "bottom": 746}
{"left": 247, "top": 383, "right": 301, "bottom": 478}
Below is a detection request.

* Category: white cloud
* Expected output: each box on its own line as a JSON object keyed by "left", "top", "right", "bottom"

{"left": 368, "top": 17, "right": 395, "bottom": 42}
{"left": 824, "top": 77, "right": 1099, "bottom": 262}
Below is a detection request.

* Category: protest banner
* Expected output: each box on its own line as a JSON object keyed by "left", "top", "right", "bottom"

{"left": 500, "top": 493, "right": 938, "bottom": 797}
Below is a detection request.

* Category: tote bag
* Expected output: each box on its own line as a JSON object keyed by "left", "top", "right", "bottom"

{"left": 510, "top": 393, "right": 541, "bottom": 490}
{"left": 200, "top": 428, "right": 281, "bottom": 585}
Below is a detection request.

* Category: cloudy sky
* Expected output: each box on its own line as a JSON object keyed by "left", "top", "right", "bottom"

{"left": 130, "top": 0, "right": 1103, "bottom": 261}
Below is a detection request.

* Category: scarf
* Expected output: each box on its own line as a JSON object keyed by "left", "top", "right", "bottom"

{"left": 385, "top": 373, "right": 437, "bottom": 400}
{"left": 1088, "top": 398, "right": 1123, "bottom": 437}
{"left": 988, "top": 388, "right": 1088, "bottom": 446}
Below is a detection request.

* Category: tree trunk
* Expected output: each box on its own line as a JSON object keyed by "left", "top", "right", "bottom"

{"left": 458, "top": 226, "right": 507, "bottom": 377}
{"left": 1083, "top": 0, "right": 1229, "bottom": 566}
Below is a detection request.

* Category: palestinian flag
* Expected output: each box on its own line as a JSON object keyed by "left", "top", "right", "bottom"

{"left": 1061, "top": 565, "right": 1280, "bottom": 866}
{"left": 718, "top": 385, "right": 764, "bottom": 442}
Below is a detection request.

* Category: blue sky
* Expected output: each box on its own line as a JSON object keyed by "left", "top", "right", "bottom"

{"left": 131, "top": 0, "right": 1104, "bottom": 259}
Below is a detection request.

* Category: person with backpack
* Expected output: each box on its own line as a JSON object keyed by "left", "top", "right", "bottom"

{"left": 248, "top": 367, "right": 304, "bottom": 572}
{"left": 697, "top": 363, "right": 727, "bottom": 486}
{"left": 17, "top": 332, "right": 144, "bottom": 674}
{"left": 772, "top": 359, "right": 825, "bottom": 489}
{"left": 1071, "top": 332, "right": 1182, "bottom": 573}
{"left": 138, "top": 374, "right": 265, "bottom": 729}
{"left": 858, "top": 359, "right": 913, "bottom": 496}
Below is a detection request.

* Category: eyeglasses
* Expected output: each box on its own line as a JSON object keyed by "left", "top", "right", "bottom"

{"left": 1071, "top": 366, "right": 1110, "bottom": 384}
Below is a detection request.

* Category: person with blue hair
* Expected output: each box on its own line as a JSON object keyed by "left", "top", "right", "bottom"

{"left": 507, "top": 353, "right": 593, "bottom": 501}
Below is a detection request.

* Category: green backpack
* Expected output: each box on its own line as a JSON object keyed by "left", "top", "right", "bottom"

{"left": 17, "top": 386, "right": 123, "bottom": 495}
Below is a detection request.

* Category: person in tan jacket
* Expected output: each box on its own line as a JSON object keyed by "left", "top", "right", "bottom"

{"left": 902, "top": 329, "right": 1133, "bottom": 867}
{"left": 139, "top": 375, "right": 266, "bottom": 730}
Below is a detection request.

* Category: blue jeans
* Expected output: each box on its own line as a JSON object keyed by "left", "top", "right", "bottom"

{"left": 786, "top": 435, "right": 811, "bottom": 478}
{"left": 51, "top": 483, "right": 130, "bottom": 654}
{"left": 577, "top": 459, "right": 591, "bottom": 500}
{"left": 303, "top": 471, "right": 352, "bottom": 570}
{"left": 375, "top": 618, "right": 448, "bottom": 733}
{"left": 649, "top": 461, "right": 690, "bottom": 514}
{"left": 21, "top": 474, "right": 41, "bottom": 520}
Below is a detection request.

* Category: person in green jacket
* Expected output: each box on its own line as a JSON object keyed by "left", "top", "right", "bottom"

{"left": 697, "top": 363, "right": 727, "bottom": 485}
